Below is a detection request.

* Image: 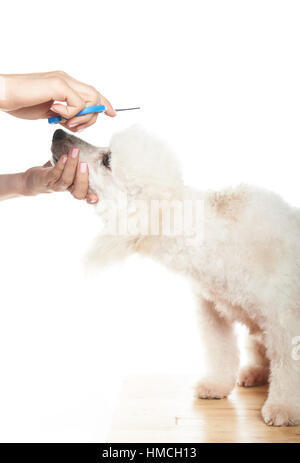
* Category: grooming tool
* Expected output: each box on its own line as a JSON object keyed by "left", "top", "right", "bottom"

{"left": 48, "top": 105, "right": 140, "bottom": 124}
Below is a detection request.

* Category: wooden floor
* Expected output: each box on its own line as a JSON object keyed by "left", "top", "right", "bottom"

{"left": 108, "top": 374, "right": 300, "bottom": 443}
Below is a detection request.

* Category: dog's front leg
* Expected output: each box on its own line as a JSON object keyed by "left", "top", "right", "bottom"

{"left": 195, "top": 296, "right": 239, "bottom": 399}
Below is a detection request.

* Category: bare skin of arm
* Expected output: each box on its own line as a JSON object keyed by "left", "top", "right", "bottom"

{"left": 0, "top": 172, "right": 24, "bottom": 200}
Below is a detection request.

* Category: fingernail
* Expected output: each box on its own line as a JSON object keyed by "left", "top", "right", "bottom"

{"left": 62, "top": 155, "right": 68, "bottom": 164}
{"left": 68, "top": 122, "right": 78, "bottom": 128}
{"left": 80, "top": 162, "right": 87, "bottom": 173}
{"left": 88, "top": 198, "right": 97, "bottom": 204}
{"left": 71, "top": 148, "right": 79, "bottom": 158}
{"left": 76, "top": 128, "right": 84, "bottom": 133}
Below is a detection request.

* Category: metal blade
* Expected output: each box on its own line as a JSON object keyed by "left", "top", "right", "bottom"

{"left": 115, "top": 107, "right": 140, "bottom": 112}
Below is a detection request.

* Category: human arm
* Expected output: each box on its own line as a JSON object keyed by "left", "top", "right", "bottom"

{"left": 0, "top": 71, "right": 116, "bottom": 132}
{"left": 0, "top": 148, "right": 98, "bottom": 203}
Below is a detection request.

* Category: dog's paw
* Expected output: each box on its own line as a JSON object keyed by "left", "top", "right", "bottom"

{"left": 238, "top": 365, "right": 269, "bottom": 387}
{"left": 194, "top": 379, "right": 234, "bottom": 399}
{"left": 262, "top": 402, "right": 300, "bottom": 426}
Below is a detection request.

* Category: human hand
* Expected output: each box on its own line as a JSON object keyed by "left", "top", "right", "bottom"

{"left": 22, "top": 147, "right": 98, "bottom": 203}
{"left": 0, "top": 71, "right": 116, "bottom": 132}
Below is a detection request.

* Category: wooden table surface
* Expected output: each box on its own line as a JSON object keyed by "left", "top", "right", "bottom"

{"left": 108, "top": 374, "right": 300, "bottom": 443}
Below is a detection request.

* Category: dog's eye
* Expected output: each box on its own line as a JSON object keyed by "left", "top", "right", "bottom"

{"left": 102, "top": 152, "right": 111, "bottom": 169}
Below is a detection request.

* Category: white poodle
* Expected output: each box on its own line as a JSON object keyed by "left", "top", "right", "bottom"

{"left": 52, "top": 126, "right": 300, "bottom": 426}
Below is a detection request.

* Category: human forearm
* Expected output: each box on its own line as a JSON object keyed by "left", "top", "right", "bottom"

{"left": 0, "top": 75, "right": 8, "bottom": 109}
{"left": 0, "top": 74, "right": 22, "bottom": 111}
{"left": 0, "top": 172, "right": 25, "bottom": 200}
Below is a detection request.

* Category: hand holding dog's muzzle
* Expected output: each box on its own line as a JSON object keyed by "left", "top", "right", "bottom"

{"left": 22, "top": 148, "right": 98, "bottom": 204}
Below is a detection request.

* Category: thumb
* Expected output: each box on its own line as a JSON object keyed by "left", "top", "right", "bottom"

{"left": 43, "top": 161, "right": 52, "bottom": 168}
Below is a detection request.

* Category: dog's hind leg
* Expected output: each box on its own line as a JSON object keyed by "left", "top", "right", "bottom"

{"left": 261, "top": 316, "right": 300, "bottom": 426}
{"left": 238, "top": 331, "right": 270, "bottom": 387}
{"left": 194, "top": 296, "right": 239, "bottom": 399}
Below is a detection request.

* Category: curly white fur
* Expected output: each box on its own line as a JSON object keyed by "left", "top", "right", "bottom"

{"left": 52, "top": 125, "right": 300, "bottom": 426}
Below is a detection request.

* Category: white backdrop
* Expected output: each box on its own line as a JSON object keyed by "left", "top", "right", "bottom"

{"left": 0, "top": 0, "right": 300, "bottom": 442}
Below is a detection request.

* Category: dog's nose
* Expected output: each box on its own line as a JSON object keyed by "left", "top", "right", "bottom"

{"left": 52, "top": 129, "right": 66, "bottom": 142}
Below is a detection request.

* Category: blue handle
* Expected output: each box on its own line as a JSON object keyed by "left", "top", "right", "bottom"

{"left": 48, "top": 105, "right": 107, "bottom": 124}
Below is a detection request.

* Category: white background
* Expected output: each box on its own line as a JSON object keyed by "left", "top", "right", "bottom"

{"left": 0, "top": 0, "right": 300, "bottom": 442}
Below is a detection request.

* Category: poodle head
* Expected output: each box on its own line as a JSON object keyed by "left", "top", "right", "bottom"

{"left": 51, "top": 125, "right": 183, "bottom": 202}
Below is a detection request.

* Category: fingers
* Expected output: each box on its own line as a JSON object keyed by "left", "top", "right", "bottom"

{"left": 70, "top": 162, "right": 89, "bottom": 200}
{"left": 70, "top": 114, "right": 98, "bottom": 133}
{"left": 46, "top": 154, "right": 68, "bottom": 184}
{"left": 59, "top": 148, "right": 80, "bottom": 187}
{"left": 64, "top": 92, "right": 116, "bottom": 131}
{"left": 64, "top": 88, "right": 100, "bottom": 130}
{"left": 45, "top": 148, "right": 77, "bottom": 191}
{"left": 69, "top": 161, "right": 99, "bottom": 203}
{"left": 65, "top": 86, "right": 101, "bottom": 130}
{"left": 49, "top": 78, "right": 85, "bottom": 119}
{"left": 66, "top": 157, "right": 99, "bottom": 203}
{"left": 101, "top": 95, "right": 117, "bottom": 117}
{"left": 44, "top": 148, "right": 98, "bottom": 204}
{"left": 65, "top": 113, "right": 98, "bottom": 132}
{"left": 64, "top": 97, "right": 115, "bottom": 132}
{"left": 48, "top": 71, "right": 116, "bottom": 130}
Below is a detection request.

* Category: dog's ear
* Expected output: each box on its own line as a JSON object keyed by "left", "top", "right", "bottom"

{"left": 84, "top": 234, "right": 137, "bottom": 270}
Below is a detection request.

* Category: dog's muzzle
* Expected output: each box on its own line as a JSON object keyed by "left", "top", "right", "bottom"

{"left": 51, "top": 129, "right": 76, "bottom": 163}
